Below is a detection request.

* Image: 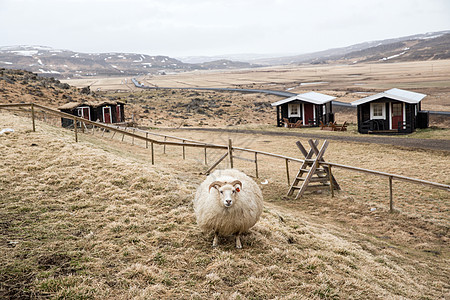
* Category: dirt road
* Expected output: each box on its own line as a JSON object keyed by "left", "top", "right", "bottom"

{"left": 175, "top": 127, "right": 450, "bottom": 152}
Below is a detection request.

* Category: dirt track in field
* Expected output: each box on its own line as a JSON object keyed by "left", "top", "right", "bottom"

{"left": 173, "top": 127, "right": 450, "bottom": 152}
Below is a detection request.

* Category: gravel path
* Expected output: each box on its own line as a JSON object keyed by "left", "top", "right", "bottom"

{"left": 175, "top": 128, "right": 450, "bottom": 152}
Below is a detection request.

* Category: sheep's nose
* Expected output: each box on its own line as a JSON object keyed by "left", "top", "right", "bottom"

{"left": 225, "top": 199, "right": 232, "bottom": 206}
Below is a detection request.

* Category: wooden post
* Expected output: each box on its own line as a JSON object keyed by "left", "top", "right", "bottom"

{"left": 285, "top": 158, "right": 290, "bottom": 185}
{"left": 389, "top": 176, "right": 393, "bottom": 212}
{"left": 228, "top": 139, "right": 233, "bottom": 168}
{"left": 101, "top": 128, "right": 106, "bottom": 137}
{"left": 204, "top": 146, "right": 207, "bottom": 165}
{"left": 182, "top": 140, "right": 186, "bottom": 160}
{"left": 122, "top": 128, "right": 125, "bottom": 141}
{"left": 146, "top": 132, "right": 148, "bottom": 149}
{"left": 73, "top": 118, "right": 78, "bottom": 142}
{"left": 151, "top": 141, "right": 154, "bottom": 165}
{"left": 132, "top": 129, "right": 135, "bottom": 145}
{"left": 255, "top": 152, "right": 259, "bottom": 178}
{"left": 328, "top": 165, "right": 334, "bottom": 197}
{"left": 163, "top": 136, "right": 167, "bottom": 154}
{"left": 31, "top": 103, "right": 36, "bottom": 132}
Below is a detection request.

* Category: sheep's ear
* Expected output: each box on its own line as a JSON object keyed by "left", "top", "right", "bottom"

{"left": 209, "top": 181, "right": 223, "bottom": 192}
{"left": 230, "top": 180, "right": 242, "bottom": 191}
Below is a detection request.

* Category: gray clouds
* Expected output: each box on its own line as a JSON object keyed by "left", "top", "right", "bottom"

{"left": 1, "top": 0, "right": 449, "bottom": 57}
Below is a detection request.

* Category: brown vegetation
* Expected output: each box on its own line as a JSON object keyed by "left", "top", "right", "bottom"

{"left": 1, "top": 112, "right": 448, "bottom": 299}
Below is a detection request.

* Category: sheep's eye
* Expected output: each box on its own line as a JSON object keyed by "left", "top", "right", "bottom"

{"left": 220, "top": 191, "right": 223, "bottom": 194}
{"left": 232, "top": 190, "right": 235, "bottom": 194}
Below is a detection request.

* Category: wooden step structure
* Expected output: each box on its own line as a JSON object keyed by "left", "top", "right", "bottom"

{"left": 287, "top": 139, "right": 340, "bottom": 199}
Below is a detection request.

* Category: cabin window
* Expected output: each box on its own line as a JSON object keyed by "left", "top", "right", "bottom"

{"left": 370, "top": 103, "right": 385, "bottom": 119}
{"left": 288, "top": 103, "right": 301, "bottom": 117}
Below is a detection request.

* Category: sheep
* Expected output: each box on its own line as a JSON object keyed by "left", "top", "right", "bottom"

{"left": 193, "top": 169, "right": 263, "bottom": 249}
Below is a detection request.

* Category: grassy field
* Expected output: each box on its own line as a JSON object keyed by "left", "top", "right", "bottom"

{"left": 1, "top": 111, "right": 449, "bottom": 299}
{"left": 64, "top": 59, "right": 450, "bottom": 113}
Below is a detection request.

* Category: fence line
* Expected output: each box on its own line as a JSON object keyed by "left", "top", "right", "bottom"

{"left": 1, "top": 103, "right": 449, "bottom": 205}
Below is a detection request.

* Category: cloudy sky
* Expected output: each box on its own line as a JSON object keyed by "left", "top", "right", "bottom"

{"left": 1, "top": 0, "right": 449, "bottom": 58}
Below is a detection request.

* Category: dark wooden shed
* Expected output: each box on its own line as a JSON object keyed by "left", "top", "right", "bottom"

{"left": 58, "top": 100, "right": 125, "bottom": 127}
{"left": 351, "top": 88, "right": 428, "bottom": 134}
{"left": 271, "top": 92, "right": 335, "bottom": 127}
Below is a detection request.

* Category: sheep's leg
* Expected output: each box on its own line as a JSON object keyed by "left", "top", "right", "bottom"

{"left": 212, "top": 232, "right": 219, "bottom": 247}
{"left": 235, "top": 234, "right": 242, "bottom": 249}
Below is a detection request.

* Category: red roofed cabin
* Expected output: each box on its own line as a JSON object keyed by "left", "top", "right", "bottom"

{"left": 351, "top": 88, "right": 428, "bottom": 134}
{"left": 58, "top": 101, "right": 125, "bottom": 128}
{"left": 271, "top": 92, "right": 336, "bottom": 127}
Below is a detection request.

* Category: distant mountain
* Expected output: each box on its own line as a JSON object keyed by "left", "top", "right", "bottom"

{"left": 253, "top": 31, "right": 450, "bottom": 65}
{"left": 181, "top": 30, "right": 450, "bottom": 65}
{"left": 0, "top": 46, "right": 257, "bottom": 78}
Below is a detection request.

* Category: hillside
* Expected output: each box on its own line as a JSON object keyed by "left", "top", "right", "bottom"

{"left": 218, "top": 30, "right": 450, "bottom": 65}
{"left": 0, "top": 46, "right": 257, "bottom": 79}
{"left": 1, "top": 111, "right": 449, "bottom": 299}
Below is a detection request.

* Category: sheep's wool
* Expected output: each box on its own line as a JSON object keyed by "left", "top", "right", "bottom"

{"left": 193, "top": 169, "right": 263, "bottom": 236}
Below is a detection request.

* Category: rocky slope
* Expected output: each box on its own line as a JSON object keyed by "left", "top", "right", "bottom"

{"left": 0, "top": 46, "right": 257, "bottom": 79}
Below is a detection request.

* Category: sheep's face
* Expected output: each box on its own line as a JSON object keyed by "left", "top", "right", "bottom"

{"left": 209, "top": 180, "right": 242, "bottom": 208}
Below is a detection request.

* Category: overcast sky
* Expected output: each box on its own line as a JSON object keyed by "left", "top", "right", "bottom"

{"left": 1, "top": 0, "right": 449, "bottom": 58}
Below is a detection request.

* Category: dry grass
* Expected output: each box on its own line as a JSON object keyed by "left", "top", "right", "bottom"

{"left": 65, "top": 59, "right": 450, "bottom": 114}
{"left": 1, "top": 112, "right": 449, "bottom": 299}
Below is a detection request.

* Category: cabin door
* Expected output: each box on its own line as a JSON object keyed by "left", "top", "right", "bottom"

{"left": 303, "top": 103, "right": 314, "bottom": 125}
{"left": 391, "top": 103, "right": 403, "bottom": 129}
{"left": 103, "top": 107, "right": 112, "bottom": 124}
{"left": 77, "top": 106, "right": 90, "bottom": 120}
{"left": 81, "top": 107, "right": 90, "bottom": 120}
{"left": 116, "top": 105, "right": 121, "bottom": 122}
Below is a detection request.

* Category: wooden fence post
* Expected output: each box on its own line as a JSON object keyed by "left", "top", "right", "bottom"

{"left": 389, "top": 176, "right": 393, "bottom": 212}
{"left": 228, "top": 139, "right": 233, "bottom": 168}
{"left": 151, "top": 141, "right": 154, "bottom": 165}
{"left": 163, "top": 136, "right": 167, "bottom": 154}
{"left": 255, "top": 152, "right": 259, "bottom": 178}
{"left": 146, "top": 132, "right": 148, "bottom": 149}
{"left": 182, "top": 140, "right": 186, "bottom": 160}
{"left": 73, "top": 118, "right": 78, "bottom": 142}
{"left": 328, "top": 165, "right": 334, "bottom": 197}
{"left": 132, "top": 129, "right": 135, "bottom": 145}
{"left": 31, "top": 103, "right": 36, "bottom": 132}
{"left": 204, "top": 146, "right": 207, "bottom": 165}
{"left": 285, "top": 158, "right": 290, "bottom": 185}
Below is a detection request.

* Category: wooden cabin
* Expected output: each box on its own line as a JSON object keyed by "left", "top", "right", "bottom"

{"left": 271, "top": 92, "right": 336, "bottom": 127}
{"left": 351, "top": 88, "right": 428, "bottom": 134}
{"left": 58, "top": 101, "right": 125, "bottom": 127}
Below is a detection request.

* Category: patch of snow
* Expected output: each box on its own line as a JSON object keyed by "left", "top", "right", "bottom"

{"left": 142, "top": 63, "right": 152, "bottom": 66}
{"left": 380, "top": 49, "right": 408, "bottom": 61}
{"left": 0, "top": 128, "right": 14, "bottom": 135}
{"left": 39, "top": 69, "right": 60, "bottom": 74}
{"left": 300, "top": 81, "right": 328, "bottom": 86}
{"left": 12, "top": 50, "right": 38, "bottom": 56}
{"left": 37, "top": 59, "right": 43, "bottom": 65}
{"left": 420, "top": 34, "right": 442, "bottom": 40}
{"left": 133, "top": 57, "right": 143, "bottom": 62}
{"left": 0, "top": 61, "right": 13, "bottom": 65}
{"left": 63, "top": 65, "right": 68, "bottom": 67}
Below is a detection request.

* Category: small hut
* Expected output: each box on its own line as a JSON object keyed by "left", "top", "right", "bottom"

{"left": 271, "top": 92, "right": 336, "bottom": 127}
{"left": 351, "top": 88, "right": 428, "bottom": 134}
{"left": 58, "top": 101, "right": 125, "bottom": 127}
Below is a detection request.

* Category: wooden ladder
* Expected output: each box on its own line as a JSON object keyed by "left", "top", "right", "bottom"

{"left": 287, "top": 140, "right": 340, "bottom": 199}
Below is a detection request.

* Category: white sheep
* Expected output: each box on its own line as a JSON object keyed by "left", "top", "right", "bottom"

{"left": 193, "top": 169, "right": 263, "bottom": 248}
